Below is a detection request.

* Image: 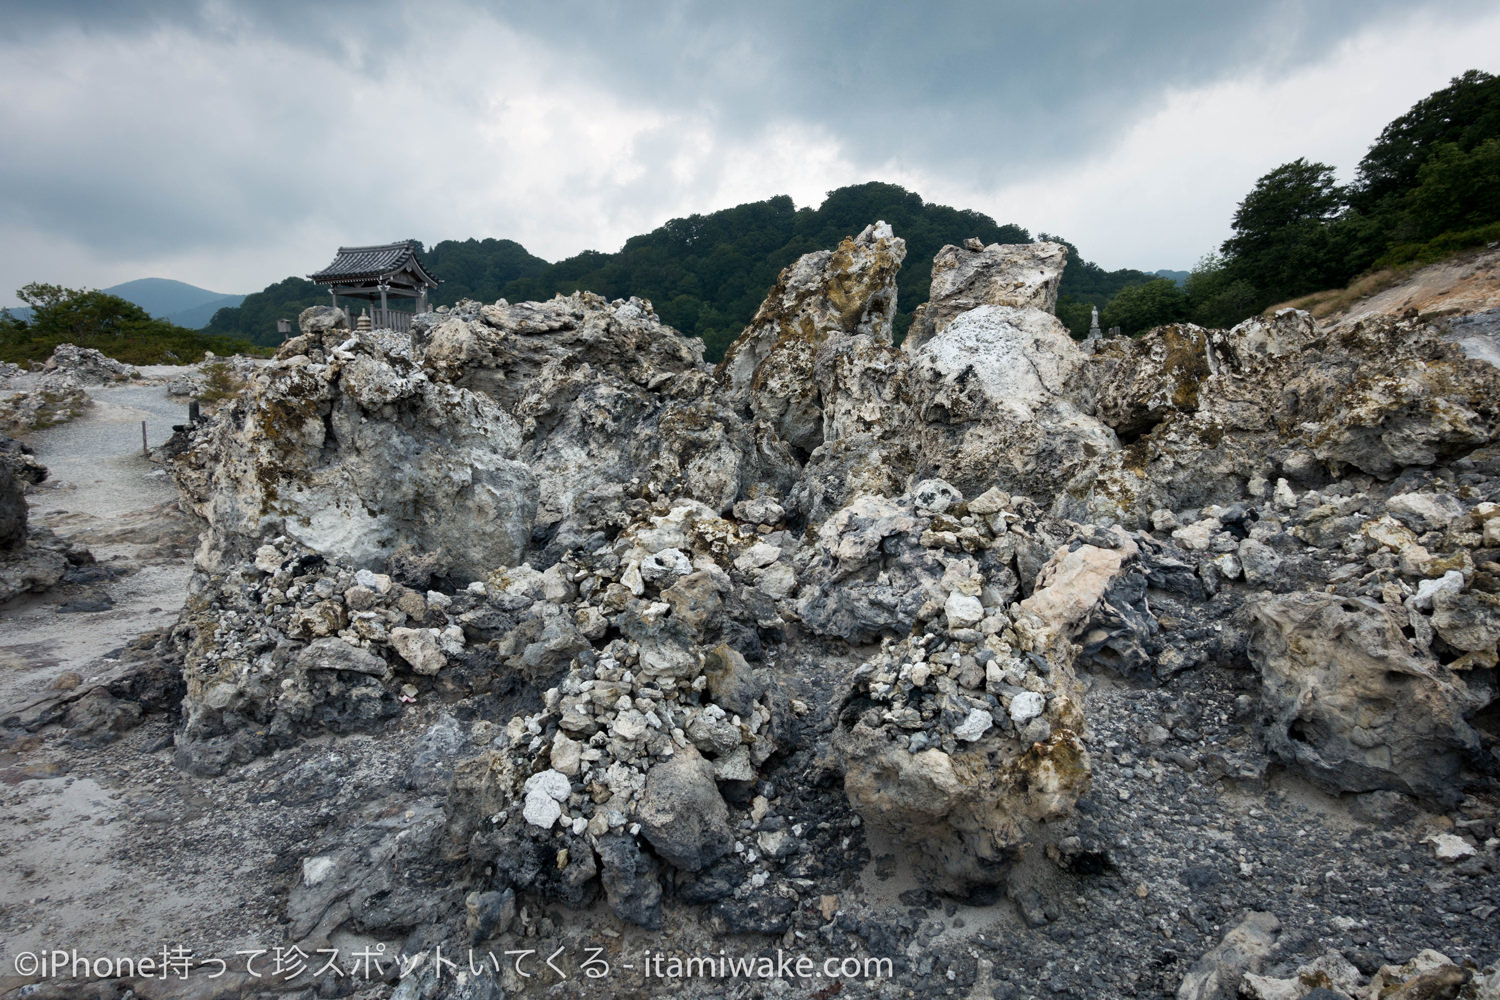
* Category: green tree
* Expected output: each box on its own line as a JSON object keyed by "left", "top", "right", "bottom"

{"left": 1184, "top": 254, "right": 1260, "bottom": 329}
{"left": 1352, "top": 69, "right": 1500, "bottom": 213}
{"left": 205, "top": 276, "right": 324, "bottom": 346}
{"left": 1221, "top": 158, "right": 1347, "bottom": 298}
{"left": 20, "top": 282, "right": 163, "bottom": 340}
{"left": 1101, "top": 278, "right": 1188, "bottom": 336}
{"left": 1394, "top": 137, "right": 1500, "bottom": 242}
{"left": 0, "top": 283, "right": 264, "bottom": 365}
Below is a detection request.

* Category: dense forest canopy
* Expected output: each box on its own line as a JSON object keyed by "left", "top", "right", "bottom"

{"left": 204, "top": 183, "right": 1156, "bottom": 356}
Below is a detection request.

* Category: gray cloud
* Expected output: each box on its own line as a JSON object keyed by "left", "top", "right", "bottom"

{"left": 0, "top": 0, "right": 1495, "bottom": 299}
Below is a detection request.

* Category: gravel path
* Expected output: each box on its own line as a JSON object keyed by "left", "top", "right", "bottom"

{"left": 1, "top": 374, "right": 200, "bottom": 720}
{"left": 25, "top": 382, "right": 191, "bottom": 523}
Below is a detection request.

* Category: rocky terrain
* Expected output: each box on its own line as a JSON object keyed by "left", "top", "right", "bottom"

{"left": 2, "top": 227, "right": 1499, "bottom": 1000}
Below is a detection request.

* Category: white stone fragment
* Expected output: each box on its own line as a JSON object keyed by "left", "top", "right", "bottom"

{"left": 1009, "top": 691, "right": 1046, "bottom": 725}
{"left": 254, "top": 545, "right": 282, "bottom": 574}
{"left": 301, "top": 856, "right": 336, "bottom": 887}
{"left": 945, "top": 592, "right": 984, "bottom": 630}
{"left": 523, "top": 791, "right": 561, "bottom": 829}
{"left": 953, "top": 708, "right": 994, "bottom": 742}
{"left": 1428, "top": 833, "right": 1476, "bottom": 862}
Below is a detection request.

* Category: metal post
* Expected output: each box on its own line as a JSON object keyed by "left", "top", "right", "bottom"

{"left": 141, "top": 420, "right": 148, "bottom": 456}
{"left": 188, "top": 401, "right": 200, "bottom": 424}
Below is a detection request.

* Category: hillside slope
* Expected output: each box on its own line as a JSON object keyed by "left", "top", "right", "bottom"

{"left": 1323, "top": 246, "right": 1500, "bottom": 327}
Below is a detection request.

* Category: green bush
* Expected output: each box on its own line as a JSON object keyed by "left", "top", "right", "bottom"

{"left": 196, "top": 361, "right": 245, "bottom": 403}
{"left": 0, "top": 283, "right": 270, "bottom": 365}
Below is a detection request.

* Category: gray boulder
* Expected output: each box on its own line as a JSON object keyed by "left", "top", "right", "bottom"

{"left": 636, "top": 747, "right": 733, "bottom": 872}
{"left": 717, "top": 221, "right": 906, "bottom": 454}
{"left": 1249, "top": 591, "right": 1485, "bottom": 806}
{"left": 170, "top": 323, "right": 536, "bottom": 581}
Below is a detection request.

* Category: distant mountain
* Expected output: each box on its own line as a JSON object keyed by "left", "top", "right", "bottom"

{"left": 102, "top": 277, "right": 245, "bottom": 329}
{"left": 1154, "top": 269, "right": 1190, "bottom": 286}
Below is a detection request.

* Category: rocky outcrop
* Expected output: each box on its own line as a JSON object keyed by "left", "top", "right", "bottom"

{"left": 170, "top": 313, "right": 536, "bottom": 581}
{"left": 146, "top": 224, "right": 1500, "bottom": 988}
{"left": 1249, "top": 591, "right": 1486, "bottom": 806}
{"left": 827, "top": 482, "right": 1093, "bottom": 898}
{"left": 904, "top": 296, "right": 1118, "bottom": 501}
{"left": 717, "top": 222, "right": 906, "bottom": 455}
{"left": 0, "top": 436, "right": 75, "bottom": 600}
{"left": 417, "top": 291, "right": 794, "bottom": 551}
{"left": 0, "top": 436, "right": 41, "bottom": 551}
{"left": 41, "top": 343, "right": 139, "bottom": 383}
{"left": 772, "top": 236, "right": 1120, "bottom": 516}
{"left": 1069, "top": 308, "right": 1500, "bottom": 525}
{"left": 904, "top": 239, "right": 1068, "bottom": 350}
{"left": 0, "top": 371, "right": 92, "bottom": 435}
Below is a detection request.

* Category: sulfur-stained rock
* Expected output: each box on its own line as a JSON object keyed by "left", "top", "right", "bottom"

{"left": 169, "top": 323, "right": 536, "bottom": 582}
{"left": 1176, "top": 911, "right": 1282, "bottom": 1000}
{"left": 1066, "top": 309, "right": 1500, "bottom": 527}
{"left": 389, "top": 627, "right": 446, "bottom": 675}
{"left": 838, "top": 716, "right": 1090, "bottom": 899}
{"left": 1430, "top": 589, "right": 1500, "bottom": 666}
{"left": 717, "top": 221, "right": 906, "bottom": 454}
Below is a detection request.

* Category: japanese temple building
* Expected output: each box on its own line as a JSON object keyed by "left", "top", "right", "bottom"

{"left": 308, "top": 240, "right": 440, "bottom": 334}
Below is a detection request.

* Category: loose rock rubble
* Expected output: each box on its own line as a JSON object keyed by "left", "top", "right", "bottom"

{"left": 5, "top": 227, "right": 1499, "bottom": 1000}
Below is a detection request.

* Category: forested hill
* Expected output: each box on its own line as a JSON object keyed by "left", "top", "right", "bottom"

{"left": 206, "top": 182, "right": 1153, "bottom": 357}
{"left": 503, "top": 183, "right": 1032, "bottom": 358}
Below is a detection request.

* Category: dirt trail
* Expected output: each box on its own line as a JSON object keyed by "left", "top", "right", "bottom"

{"left": 1331, "top": 246, "right": 1500, "bottom": 326}
{"left": 0, "top": 372, "right": 256, "bottom": 998}
{"left": 1, "top": 380, "right": 199, "bottom": 721}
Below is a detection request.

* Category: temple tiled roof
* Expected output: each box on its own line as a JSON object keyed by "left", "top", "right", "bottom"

{"left": 309, "top": 241, "right": 439, "bottom": 287}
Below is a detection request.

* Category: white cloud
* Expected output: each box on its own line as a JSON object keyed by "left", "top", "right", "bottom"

{"left": 965, "top": 7, "right": 1500, "bottom": 270}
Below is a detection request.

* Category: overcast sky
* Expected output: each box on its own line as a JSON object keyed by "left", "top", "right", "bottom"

{"left": 2, "top": 1, "right": 1498, "bottom": 306}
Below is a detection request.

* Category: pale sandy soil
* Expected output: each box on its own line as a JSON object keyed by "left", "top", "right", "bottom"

{"left": 1328, "top": 246, "right": 1500, "bottom": 330}
{"left": 0, "top": 371, "right": 270, "bottom": 999}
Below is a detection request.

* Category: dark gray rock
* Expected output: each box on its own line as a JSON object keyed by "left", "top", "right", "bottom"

{"left": 637, "top": 747, "right": 733, "bottom": 872}
{"left": 595, "top": 833, "right": 663, "bottom": 929}
{"left": 464, "top": 888, "right": 516, "bottom": 943}
{"left": 711, "top": 891, "right": 796, "bottom": 935}
{"left": 403, "top": 714, "right": 465, "bottom": 790}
